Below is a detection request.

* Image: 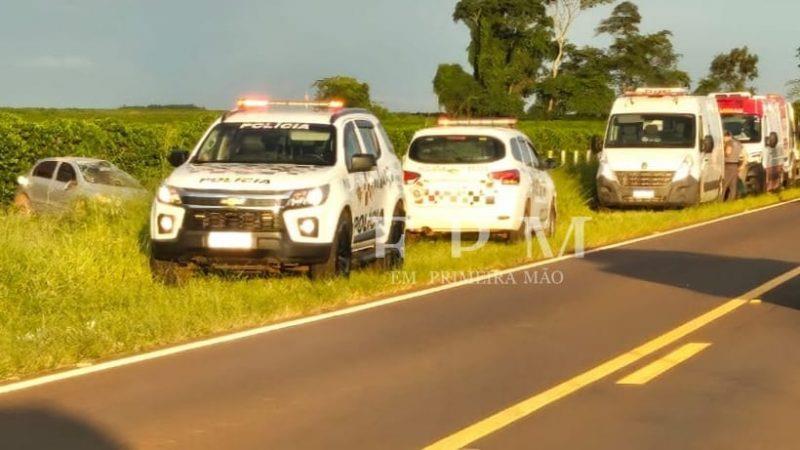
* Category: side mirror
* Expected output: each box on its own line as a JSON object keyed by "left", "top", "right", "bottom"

{"left": 168, "top": 149, "right": 190, "bottom": 167}
{"left": 590, "top": 135, "right": 603, "bottom": 154}
{"left": 64, "top": 180, "right": 78, "bottom": 191}
{"left": 767, "top": 132, "right": 779, "bottom": 148}
{"left": 544, "top": 158, "right": 559, "bottom": 170}
{"left": 702, "top": 135, "right": 715, "bottom": 154}
{"left": 350, "top": 154, "right": 377, "bottom": 172}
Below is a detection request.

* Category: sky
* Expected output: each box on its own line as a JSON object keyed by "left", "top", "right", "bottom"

{"left": 0, "top": 0, "right": 797, "bottom": 111}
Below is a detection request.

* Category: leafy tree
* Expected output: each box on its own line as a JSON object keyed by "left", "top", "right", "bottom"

{"left": 533, "top": 45, "right": 615, "bottom": 117}
{"left": 597, "top": 2, "right": 690, "bottom": 93}
{"left": 313, "top": 76, "right": 372, "bottom": 108}
{"left": 434, "top": 0, "right": 554, "bottom": 116}
{"left": 694, "top": 47, "right": 760, "bottom": 95}
{"left": 433, "top": 64, "right": 483, "bottom": 115}
{"left": 544, "top": 0, "right": 614, "bottom": 113}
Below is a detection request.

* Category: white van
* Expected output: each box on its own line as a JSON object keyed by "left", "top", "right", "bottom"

{"left": 594, "top": 88, "right": 725, "bottom": 207}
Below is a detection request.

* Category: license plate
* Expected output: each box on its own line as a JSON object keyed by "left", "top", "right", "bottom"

{"left": 632, "top": 190, "right": 655, "bottom": 199}
{"left": 207, "top": 232, "right": 254, "bottom": 250}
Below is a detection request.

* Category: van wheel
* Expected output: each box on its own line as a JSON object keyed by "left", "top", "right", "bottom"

{"left": 13, "top": 193, "right": 33, "bottom": 215}
{"left": 150, "top": 258, "right": 195, "bottom": 286}
{"left": 309, "top": 214, "right": 352, "bottom": 280}
{"left": 745, "top": 169, "right": 765, "bottom": 195}
{"left": 375, "top": 203, "right": 405, "bottom": 271}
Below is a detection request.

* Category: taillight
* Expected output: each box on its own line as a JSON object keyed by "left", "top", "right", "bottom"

{"left": 491, "top": 169, "right": 520, "bottom": 185}
{"left": 404, "top": 171, "right": 421, "bottom": 184}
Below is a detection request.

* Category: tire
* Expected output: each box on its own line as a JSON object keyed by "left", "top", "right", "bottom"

{"left": 374, "top": 203, "right": 405, "bottom": 271}
{"left": 745, "top": 168, "right": 765, "bottom": 196}
{"left": 507, "top": 202, "right": 531, "bottom": 244}
{"left": 150, "top": 258, "right": 195, "bottom": 286}
{"left": 13, "top": 193, "right": 33, "bottom": 215}
{"left": 309, "top": 213, "right": 352, "bottom": 280}
{"left": 546, "top": 203, "right": 557, "bottom": 237}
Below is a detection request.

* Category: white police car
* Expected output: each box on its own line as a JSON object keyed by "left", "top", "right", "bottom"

{"left": 403, "top": 118, "right": 558, "bottom": 241}
{"left": 150, "top": 98, "right": 405, "bottom": 283}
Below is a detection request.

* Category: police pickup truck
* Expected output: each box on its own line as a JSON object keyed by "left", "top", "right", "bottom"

{"left": 150, "top": 99, "right": 405, "bottom": 283}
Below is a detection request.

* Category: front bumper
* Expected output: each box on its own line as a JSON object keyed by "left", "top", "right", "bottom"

{"left": 597, "top": 176, "right": 701, "bottom": 207}
{"left": 151, "top": 230, "right": 331, "bottom": 266}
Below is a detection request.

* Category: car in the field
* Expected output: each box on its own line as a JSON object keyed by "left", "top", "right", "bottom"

{"left": 594, "top": 88, "right": 725, "bottom": 207}
{"left": 149, "top": 98, "right": 405, "bottom": 283}
{"left": 14, "top": 157, "right": 145, "bottom": 213}
{"left": 402, "top": 118, "right": 558, "bottom": 241}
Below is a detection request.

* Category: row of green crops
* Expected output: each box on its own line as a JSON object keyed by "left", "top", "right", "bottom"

{"left": 0, "top": 109, "right": 605, "bottom": 204}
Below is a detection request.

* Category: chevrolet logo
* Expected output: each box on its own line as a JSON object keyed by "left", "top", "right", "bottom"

{"left": 220, "top": 197, "right": 247, "bottom": 207}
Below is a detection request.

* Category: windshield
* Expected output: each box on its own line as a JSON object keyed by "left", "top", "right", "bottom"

{"left": 409, "top": 135, "right": 505, "bottom": 164}
{"left": 606, "top": 114, "right": 697, "bottom": 149}
{"left": 78, "top": 162, "right": 141, "bottom": 188}
{"left": 722, "top": 114, "right": 762, "bottom": 144}
{"left": 194, "top": 123, "right": 336, "bottom": 166}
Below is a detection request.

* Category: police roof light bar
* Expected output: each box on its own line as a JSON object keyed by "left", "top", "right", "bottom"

{"left": 625, "top": 87, "right": 690, "bottom": 97}
{"left": 235, "top": 98, "right": 345, "bottom": 110}
{"left": 437, "top": 117, "right": 519, "bottom": 128}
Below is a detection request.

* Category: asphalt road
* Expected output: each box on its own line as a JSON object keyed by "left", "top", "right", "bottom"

{"left": 1, "top": 203, "right": 799, "bottom": 450}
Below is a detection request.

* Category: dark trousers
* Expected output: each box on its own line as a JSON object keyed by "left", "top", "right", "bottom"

{"left": 723, "top": 163, "right": 739, "bottom": 201}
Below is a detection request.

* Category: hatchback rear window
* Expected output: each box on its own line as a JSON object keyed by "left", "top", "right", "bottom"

{"left": 409, "top": 136, "right": 505, "bottom": 164}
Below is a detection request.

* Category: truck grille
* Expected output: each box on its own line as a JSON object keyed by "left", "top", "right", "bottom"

{"left": 616, "top": 171, "right": 675, "bottom": 188}
{"left": 186, "top": 210, "right": 281, "bottom": 232}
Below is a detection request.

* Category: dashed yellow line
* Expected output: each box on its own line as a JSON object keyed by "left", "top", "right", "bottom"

{"left": 424, "top": 266, "right": 800, "bottom": 450}
{"left": 617, "top": 343, "right": 711, "bottom": 385}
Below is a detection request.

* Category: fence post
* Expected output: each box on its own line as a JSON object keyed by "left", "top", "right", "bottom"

{"left": 561, "top": 150, "right": 566, "bottom": 165}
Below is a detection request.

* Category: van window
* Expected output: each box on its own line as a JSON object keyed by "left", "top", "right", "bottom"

{"left": 606, "top": 114, "right": 697, "bottom": 149}
{"left": 375, "top": 124, "right": 396, "bottom": 155}
{"left": 33, "top": 161, "right": 57, "bottom": 179}
{"left": 721, "top": 114, "right": 762, "bottom": 144}
{"left": 409, "top": 136, "right": 505, "bottom": 164}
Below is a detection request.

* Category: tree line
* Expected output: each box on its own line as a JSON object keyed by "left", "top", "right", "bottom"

{"left": 313, "top": 1, "right": 799, "bottom": 119}
{"left": 432, "top": 0, "right": 782, "bottom": 118}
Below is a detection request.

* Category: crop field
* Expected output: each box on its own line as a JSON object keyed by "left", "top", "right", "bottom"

{"left": 1, "top": 108, "right": 799, "bottom": 382}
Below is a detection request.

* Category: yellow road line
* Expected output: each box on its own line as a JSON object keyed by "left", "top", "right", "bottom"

{"left": 617, "top": 343, "right": 711, "bottom": 385}
{"left": 424, "top": 266, "right": 800, "bottom": 450}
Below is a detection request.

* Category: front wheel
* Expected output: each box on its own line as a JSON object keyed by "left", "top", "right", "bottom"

{"left": 374, "top": 203, "right": 405, "bottom": 271}
{"left": 13, "top": 193, "right": 33, "bottom": 215}
{"left": 309, "top": 214, "right": 352, "bottom": 280}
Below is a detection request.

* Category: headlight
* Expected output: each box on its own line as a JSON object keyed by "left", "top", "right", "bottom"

{"left": 286, "top": 185, "right": 329, "bottom": 209}
{"left": 672, "top": 156, "right": 694, "bottom": 182}
{"left": 598, "top": 153, "right": 617, "bottom": 181}
{"left": 156, "top": 185, "right": 182, "bottom": 205}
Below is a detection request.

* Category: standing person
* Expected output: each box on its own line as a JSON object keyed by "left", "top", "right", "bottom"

{"left": 722, "top": 131, "right": 744, "bottom": 201}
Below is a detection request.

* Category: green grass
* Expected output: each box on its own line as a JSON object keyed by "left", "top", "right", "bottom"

{"left": 1, "top": 167, "right": 799, "bottom": 382}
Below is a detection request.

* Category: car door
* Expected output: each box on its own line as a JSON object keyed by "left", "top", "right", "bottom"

{"left": 49, "top": 162, "right": 80, "bottom": 209}
{"left": 355, "top": 120, "right": 385, "bottom": 241}
{"left": 521, "top": 138, "right": 546, "bottom": 221}
{"left": 29, "top": 161, "right": 58, "bottom": 209}
{"left": 342, "top": 121, "right": 372, "bottom": 249}
{"left": 511, "top": 138, "right": 536, "bottom": 215}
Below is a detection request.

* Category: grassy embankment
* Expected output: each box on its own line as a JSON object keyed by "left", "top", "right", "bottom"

{"left": 1, "top": 162, "right": 799, "bottom": 382}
